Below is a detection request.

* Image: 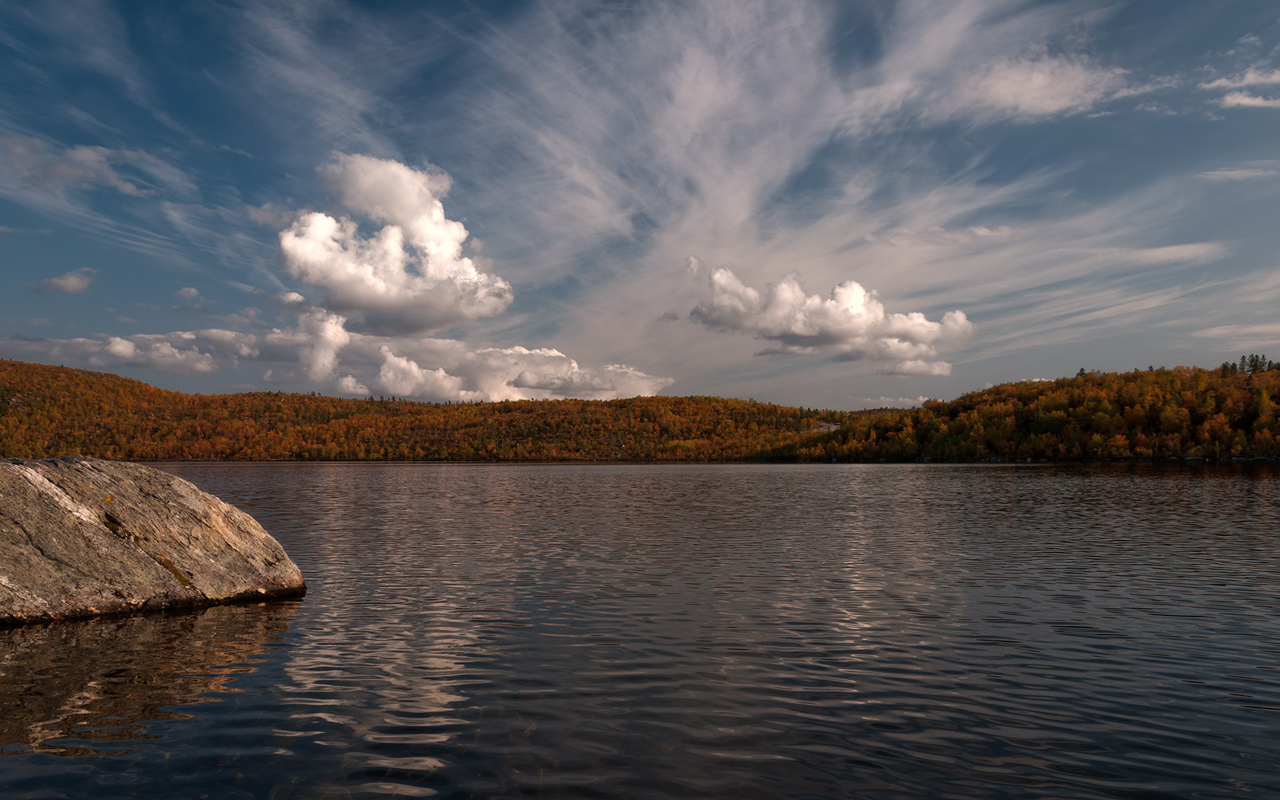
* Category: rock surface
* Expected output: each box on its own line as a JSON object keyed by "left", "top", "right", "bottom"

{"left": 0, "top": 456, "right": 305, "bottom": 626}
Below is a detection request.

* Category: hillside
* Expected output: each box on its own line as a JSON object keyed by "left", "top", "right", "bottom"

{"left": 772, "top": 361, "right": 1280, "bottom": 462}
{"left": 0, "top": 360, "right": 842, "bottom": 461}
{"left": 3, "top": 358, "right": 1278, "bottom": 462}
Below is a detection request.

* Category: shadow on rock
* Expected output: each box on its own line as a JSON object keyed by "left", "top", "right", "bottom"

{"left": 0, "top": 601, "right": 298, "bottom": 756}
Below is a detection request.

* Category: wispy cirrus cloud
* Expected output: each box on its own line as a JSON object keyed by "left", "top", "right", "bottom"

{"left": 1192, "top": 322, "right": 1280, "bottom": 350}
{"left": 0, "top": 0, "right": 191, "bottom": 136}
{"left": 429, "top": 0, "right": 1168, "bottom": 394}
{"left": 0, "top": 135, "right": 204, "bottom": 267}
{"left": 1199, "top": 67, "right": 1280, "bottom": 89}
{"left": 4, "top": 0, "right": 1271, "bottom": 408}
{"left": 1219, "top": 91, "right": 1280, "bottom": 108}
{"left": 0, "top": 136, "right": 193, "bottom": 198}
{"left": 1197, "top": 166, "right": 1279, "bottom": 181}
{"left": 941, "top": 55, "right": 1130, "bottom": 122}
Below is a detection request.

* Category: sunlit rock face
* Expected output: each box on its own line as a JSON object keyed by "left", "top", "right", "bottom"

{"left": 0, "top": 456, "right": 305, "bottom": 626}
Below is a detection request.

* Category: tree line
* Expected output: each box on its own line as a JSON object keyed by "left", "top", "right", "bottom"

{"left": 769, "top": 358, "right": 1280, "bottom": 462}
{"left": 2, "top": 357, "right": 1277, "bottom": 463}
{"left": 0, "top": 360, "right": 839, "bottom": 462}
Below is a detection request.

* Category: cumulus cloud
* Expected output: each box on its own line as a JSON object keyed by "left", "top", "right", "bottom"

{"left": 1, "top": 139, "right": 673, "bottom": 402}
{"left": 512, "top": 362, "right": 670, "bottom": 398}
{"left": 248, "top": 308, "right": 675, "bottom": 401}
{"left": 260, "top": 309, "right": 352, "bottom": 382}
{"left": 279, "top": 154, "right": 513, "bottom": 334}
{"left": 40, "top": 267, "right": 97, "bottom": 294}
{"left": 337, "top": 374, "right": 370, "bottom": 396}
{"left": 0, "top": 307, "right": 672, "bottom": 401}
{"left": 101, "top": 337, "right": 215, "bottom": 374}
{"left": 377, "top": 346, "right": 473, "bottom": 401}
{"left": 855, "top": 395, "right": 931, "bottom": 409}
{"left": 0, "top": 328, "right": 259, "bottom": 376}
{"left": 882, "top": 360, "right": 954, "bottom": 377}
{"left": 690, "top": 265, "right": 972, "bottom": 375}
{"left": 369, "top": 342, "right": 674, "bottom": 402}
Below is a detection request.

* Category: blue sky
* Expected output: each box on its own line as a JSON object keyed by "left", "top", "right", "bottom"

{"left": 2, "top": 0, "right": 1278, "bottom": 409}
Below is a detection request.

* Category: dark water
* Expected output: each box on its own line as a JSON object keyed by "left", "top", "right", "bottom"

{"left": 2, "top": 463, "right": 1279, "bottom": 799}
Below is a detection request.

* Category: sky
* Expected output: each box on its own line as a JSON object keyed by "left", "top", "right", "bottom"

{"left": 1, "top": 0, "right": 1278, "bottom": 410}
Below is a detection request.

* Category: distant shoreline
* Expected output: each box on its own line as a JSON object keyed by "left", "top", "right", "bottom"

{"left": 4, "top": 358, "right": 1279, "bottom": 464}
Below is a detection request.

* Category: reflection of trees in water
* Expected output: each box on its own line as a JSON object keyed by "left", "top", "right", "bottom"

{"left": 0, "top": 602, "right": 297, "bottom": 756}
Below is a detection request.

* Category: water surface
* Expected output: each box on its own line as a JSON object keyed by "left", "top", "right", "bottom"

{"left": 2, "top": 463, "right": 1278, "bottom": 798}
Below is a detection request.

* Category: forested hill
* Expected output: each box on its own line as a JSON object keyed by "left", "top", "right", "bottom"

{"left": 2, "top": 357, "right": 1278, "bottom": 462}
{"left": 768, "top": 359, "right": 1280, "bottom": 462}
{"left": 0, "top": 359, "right": 843, "bottom": 461}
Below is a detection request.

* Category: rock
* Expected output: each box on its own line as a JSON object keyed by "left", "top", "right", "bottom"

{"left": 0, "top": 456, "right": 305, "bottom": 626}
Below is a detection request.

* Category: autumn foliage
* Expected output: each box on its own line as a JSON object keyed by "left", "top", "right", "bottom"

{"left": 2, "top": 358, "right": 1278, "bottom": 462}
{"left": 770, "top": 363, "right": 1280, "bottom": 462}
{"left": 0, "top": 360, "right": 838, "bottom": 462}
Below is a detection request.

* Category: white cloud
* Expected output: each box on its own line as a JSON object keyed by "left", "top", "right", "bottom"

{"left": 690, "top": 266, "right": 972, "bottom": 376}
{"left": 1200, "top": 68, "right": 1280, "bottom": 89}
{"left": 417, "top": 0, "right": 1172, "bottom": 402}
{"left": 279, "top": 154, "right": 513, "bottom": 334}
{"left": 1, "top": 305, "right": 672, "bottom": 401}
{"left": 336, "top": 374, "right": 369, "bottom": 396}
{"left": 854, "top": 395, "right": 931, "bottom": 409}
{"left": 0, "top": 328, "right": 258, "bottom": 376}
{"left": 40, "top": 267, "right": 97, "bottom": 294}
{"left": 1118, "top": 243, "right": 1228, "bottom": 265}
{"left": 1197, "top": 167, "right": 1278, "bottom": 181}
{"left": 100, "top": 337, "right": 215, "bottom": 374}
{"left": 0, "top": 137, "right": 146, "bottom": 197}
{"left": 947, "top": 56, "right": 1129, "bottom": 122}
{"left": 6, "top": 1, "right": 1245, "bottom": 408}
{"left": 369, "top": 342, "right": 674, "bottom": 402}
{"left": 509, "top": 356, "right": 675, "bottom": 400}
{"left": 1192, "top": 322, "right": 1280, "bottom": 342}
{"left": 1220, "top": 91, "right": 1280, "bottom": 108}
{"left": 882, "top": 360, "right": 953, "bottom": 377}
{"left": 0, "top": 136, "right": 193, "bottom": 197}
{"left": 246, "top": 202, "right": 297, "bottom": 228}
{"left": 175, "top": 286, "right": 199, "bottom": 300}
{"left": 260, "top": 309, "right": 352, "bottom": 383}
{"left": 377, "top": 346, "right": 473, "bottom": 401}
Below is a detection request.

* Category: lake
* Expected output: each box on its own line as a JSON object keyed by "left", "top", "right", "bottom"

{"left": 1, "top": 462, "right": 1278, "bottom": 798}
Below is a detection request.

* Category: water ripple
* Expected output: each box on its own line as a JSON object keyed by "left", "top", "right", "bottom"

{"left": 1, "top": 462, "right": 1277, "bottom": 798}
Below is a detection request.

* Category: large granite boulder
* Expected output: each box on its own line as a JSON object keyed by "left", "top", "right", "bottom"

{"left": 0, "top": 456, "right": 305, "bottom": 626}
